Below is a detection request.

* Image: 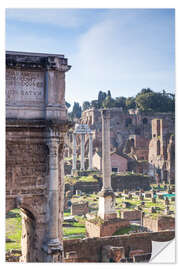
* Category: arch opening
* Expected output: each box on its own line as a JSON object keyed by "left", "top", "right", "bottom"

{"left": 6, "top": 207, "right": 36, "bottom": 262}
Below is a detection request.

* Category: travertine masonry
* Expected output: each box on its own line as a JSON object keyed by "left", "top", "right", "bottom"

{"left": 6, "top": 51, "right": 71, "bottom": 262}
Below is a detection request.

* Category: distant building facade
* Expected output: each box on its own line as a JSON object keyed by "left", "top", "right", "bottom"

{"left": 92, "top": 151, "right": 128, "bottom": 172}
{"left": 148, "top": 119, "right": 175, "bottom": 184}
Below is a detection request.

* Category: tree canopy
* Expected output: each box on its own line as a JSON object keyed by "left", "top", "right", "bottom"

{"left": 68, "top": 88, "right": 175, "bottom": 120}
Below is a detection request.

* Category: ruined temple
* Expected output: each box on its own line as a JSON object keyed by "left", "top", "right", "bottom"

{"left": 6, "top": 51, "right": 71, "bottom": 262}
{"left": 80, "top": 107, "right": 174, "bottom": 156}
{"left": 148, "top": 118, "right": 175, "bottom": 184}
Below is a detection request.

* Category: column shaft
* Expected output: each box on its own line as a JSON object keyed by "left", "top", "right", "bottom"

{"left": 72, "top": 133, "right": 77, "bottom": 170}
{"left": 88, "top": 133, "right": 93, "bottom": 170}
{"left": 47, "top": 138, "right": 60, "bottom": 241}
{"left": 80, "top": 134, "right": 85, "bottom": 170}
{"left": 102, "top": 110, "right": 111, "bottom": 190}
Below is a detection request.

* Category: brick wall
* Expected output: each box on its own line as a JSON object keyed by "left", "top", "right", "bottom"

{"left": 143, "top": 216, "right": 175, "bottom": 232}
{"left": 71, "top": 201, "right": 89, "bottom": 216}
{"left": 111, "top": 153, "right": 128, "bottom": 172}
{"left": 63, "top": 231, "right": 175, "bottom": 262}
{"left": 121, "top": 210, "right": 141, "bottom": 221}
{"left": 86, "top": 218, "right": 129, "bottom": 238}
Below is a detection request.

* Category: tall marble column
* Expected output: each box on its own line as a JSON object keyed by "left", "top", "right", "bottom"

{"left": 98, "top": 109, "right": 117, "bottom": 220}
{"left": 80, "top": 134, "right": 85, "bottom": 170}
{"left": 88, "top": 133, "right": 93, "bottom": 170}
{"left": 44, "top": 127, "right": 63, "bottom": 261}
{"left": 72, "top": 133, "right": 77, "bottom": 171}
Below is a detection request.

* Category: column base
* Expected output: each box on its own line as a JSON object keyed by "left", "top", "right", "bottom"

{"left": 98, "top": 191, "right": 117, "bottom": 221}
{"left": 42, "top": 238, "right": 63, "bottom": 255}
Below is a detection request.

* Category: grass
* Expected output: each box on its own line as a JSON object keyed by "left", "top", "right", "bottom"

{"left": 63, "top": 216, "right": 86, "bottom": 239}
{"left": 65, "top": 174, "right": 98, "bottom": 184}
{"left": 113, "top": 225, "right": 140, "bottom": 236}
{"left": 6, "top": 209, "right": 22, "bottom": 251}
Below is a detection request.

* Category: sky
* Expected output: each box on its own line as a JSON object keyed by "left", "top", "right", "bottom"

{"left": 6, "top": 8, "right": 175, "bottom": 107}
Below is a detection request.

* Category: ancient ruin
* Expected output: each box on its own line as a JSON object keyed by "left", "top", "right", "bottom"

{"left": 72, "top": 124, "right": 93, "bottom": 173}
{"left": 97, "top": 110, "right": 117, "bottom": 220}
{"left": 6, "top": 51, "right": 71, "bottom": 262}
{"left": 6, "top": 52, "right": 175, "bottom": 264}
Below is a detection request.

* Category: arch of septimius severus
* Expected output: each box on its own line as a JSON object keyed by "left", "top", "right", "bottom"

{"left": 6, "top": 51, "right": 71, "bottom": 262}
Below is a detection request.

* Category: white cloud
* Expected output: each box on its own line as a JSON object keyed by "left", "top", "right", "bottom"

{"left": 66, "top": 12, "right": 174, "bottom": 105}
{"left": 6, "top": 9, "right": 85, "bottom": 28}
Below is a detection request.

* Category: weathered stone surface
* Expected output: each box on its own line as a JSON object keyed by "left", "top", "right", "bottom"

{"left": 6, "top": 51, "right": 71, "bottom": 262}
{"left": 85, "top": 218, "right": 129, "bottom": 238}
{"left": 101, "top": 245, "right": 125, "bottom": 262}
{"left": 121, "top": 210, "right": 141, "bottom": 221}
{"left": 143, "top": 216, "right": 175, "bottom": 232}
{"left": 63, "top": 231, "right": 174, "bottom": 262}
{"left": 71, "top": 201, "right": 89, "bottom": 216}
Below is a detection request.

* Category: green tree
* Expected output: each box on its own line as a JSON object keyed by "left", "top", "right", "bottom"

{"left": 71, "top": 102, "right": 82, "bottom": 119}
{"left": 91, "top": 100, "right": 99, "bottom": 109}
{"left": 82, "top": 101, "right": 91, "bottom": 111}
{"left": 98, "top": 91, "right": 107, "bottom": 108}
{"left": 126, "top": 97, "right": 136, "bottom": 109}
{"left": 102, "top": 95, "right": 115, "bottom": 108}
{"left": 135, "top": 89, "right": 175, "bottom": 112}
{"left": 114, "top": 96, "right": 127, "bottom": 109}
{"left": 65, "top": 101, "right": 71, "bottom": 109}
{"left": 107, "top": 90, "right": 111, "bottom": 98}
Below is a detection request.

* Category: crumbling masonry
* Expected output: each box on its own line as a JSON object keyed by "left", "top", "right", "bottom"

{"left": 6, "top": 51, "right": 71, "bottom": 262}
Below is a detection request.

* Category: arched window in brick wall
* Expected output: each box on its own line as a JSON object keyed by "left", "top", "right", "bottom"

{"left": 157, "top": 140, "right": 161, "bottom": 155}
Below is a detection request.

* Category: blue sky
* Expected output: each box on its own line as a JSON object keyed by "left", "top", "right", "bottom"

{"left": 6, "top": 8, "right": 175, "bottom": 107}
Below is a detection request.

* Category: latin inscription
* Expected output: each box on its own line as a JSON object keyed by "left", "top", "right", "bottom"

{"left": 6, "top": 69, "right": 45, "bottom": 106}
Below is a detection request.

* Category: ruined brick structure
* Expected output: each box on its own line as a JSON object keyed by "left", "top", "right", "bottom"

{"left": 65, "top": 107, "right": 174, "bottom": 177}
{"left": 148, "top": 119, "right": 175, "bottom": 184}
{"left": 92, "top": 151, "right": 128, "bottom": 172}
{"left": 80, "top": 108, "right": 174, "bottom": 159}
{"left": 86, "top": 218, "right": 129, "bottom": 238}
{"left": 63, "top": 231, "right": 174, "bottom": 262}
{"left": 71, "top": 201, "right": 89, "bottom": 216}
{"left": 6, "top": 51, "right": 71, "bottom": 262}
{"left": 143, "top": 216, "right": 175, "bottom": 232}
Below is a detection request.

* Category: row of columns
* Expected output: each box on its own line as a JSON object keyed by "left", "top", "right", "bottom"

{"left": 72, "top": 133, "right": 93, "bottom": 172}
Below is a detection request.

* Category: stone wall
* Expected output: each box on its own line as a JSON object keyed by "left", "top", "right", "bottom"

{"left": 86, "top": 218, "right": 129, "bottom": 238}
{"left": 143, "top": 216, "right": 175, "bottom": 232}
{"left": 111, "top": 174, "right": 152, "bottom": 191}
{"left": 63, "top": 231, "right": 175, "bottom": 262}
{"left": 6, "top": 51, "right": 71, "bottom": 262}
{"left": 71, "top": 201, "right": 89, "bottom": 216}
{"left": 64, "top": 174, "right": 152, "bottom": 194}
{"left": 148, "top": 119, "right": 175, "bottom": 184}
{"left": 120, "top": 210, "right": 141, "bottom": 221}
{"left": 81, "top": 108, "right": 174, "bottom": 158}
{"left": 74, "top": 181, "right": 101, "bottom": 193}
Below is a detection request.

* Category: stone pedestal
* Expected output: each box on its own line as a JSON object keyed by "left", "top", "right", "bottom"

{"left": 98, "top": 190, "right": 117, "bottom": 220}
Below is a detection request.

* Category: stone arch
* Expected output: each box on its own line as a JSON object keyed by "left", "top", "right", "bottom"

{"left": 20, "top": 207, "right": 36, "bottom": 262}
{"left": 6, "top": 205, "right": 37, "bottom": 262}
